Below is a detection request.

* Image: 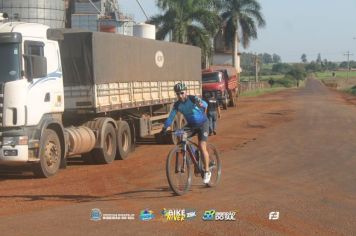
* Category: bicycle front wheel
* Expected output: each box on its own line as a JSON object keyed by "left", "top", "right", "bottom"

{"left": 166, "top": 146, "right": 192, "bottom": 195}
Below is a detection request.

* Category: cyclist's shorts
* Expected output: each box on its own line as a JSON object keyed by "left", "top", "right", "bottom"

{"left": 188, "top": 120, "right": 209, "bottom": 142}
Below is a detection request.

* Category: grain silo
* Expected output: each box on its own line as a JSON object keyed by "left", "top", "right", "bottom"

{"left": 133, "top": 23, "right": 155, "bottom": 40}
{"left": 0, "top": 0, "right": 65, "bottom": 28}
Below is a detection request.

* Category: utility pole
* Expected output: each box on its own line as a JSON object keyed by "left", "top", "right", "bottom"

{"left": 344, "top": 51, "right": 353, "bottom": 80}
{"left": 254, "top": 53, "right": 259, "bottom": 83}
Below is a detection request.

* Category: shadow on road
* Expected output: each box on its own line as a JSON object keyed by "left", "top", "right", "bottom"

{"left": 0, "top": 165, "right": 35, "bottom": 180}
{"left": 113, "top": 186, "right": 176, "bottom": 199}
{"left": 0, "top": 194, "right": 103, "bottom": 203}
{"left": 0, "top": 186, "right": 175, "bottom": 204}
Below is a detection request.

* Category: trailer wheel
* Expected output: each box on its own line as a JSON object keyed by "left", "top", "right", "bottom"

{"left": 229, "top": 91, "right": 236, "bottom": 107}
{"left": 33, "top": 129, "right": 61, "bottom": 178}
{"left": 116, "top": 121, "right": 131, "bottom": 160}
{"left": 93, "top": 123, "right": 117, "bottom": 164}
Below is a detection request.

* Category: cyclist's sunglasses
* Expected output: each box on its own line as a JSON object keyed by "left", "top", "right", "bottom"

{"left": 176, "top": 92, "right": 185, "bottom": 96}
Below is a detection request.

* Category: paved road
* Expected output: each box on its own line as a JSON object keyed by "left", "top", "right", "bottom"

{"left": 0, "top": 79, "right": 355, "bottom": 235}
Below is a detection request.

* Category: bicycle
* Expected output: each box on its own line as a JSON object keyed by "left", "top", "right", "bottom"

{"left": 165, "top": 128, "right": 221, "bottom": 195}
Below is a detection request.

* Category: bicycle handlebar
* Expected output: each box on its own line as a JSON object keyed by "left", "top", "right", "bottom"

{"left": 166, "top": 127, "right": 190, "bottom": 133}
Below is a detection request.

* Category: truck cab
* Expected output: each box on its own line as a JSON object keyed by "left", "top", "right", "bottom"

{"left": 0, "top": 22, "right": 64, "bottom": 170}
{"left": 202, "top": 65, "right": 238, "bottom": 109}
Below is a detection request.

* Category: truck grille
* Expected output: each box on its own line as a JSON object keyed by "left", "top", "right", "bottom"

{"left": 0, "top": 83, "right": 3, "bottom": 127}
{"left": 203, "top": 90, "right": 222, "bottom": 98}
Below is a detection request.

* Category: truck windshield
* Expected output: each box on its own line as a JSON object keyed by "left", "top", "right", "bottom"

{"left": 202, "top": 72, "right": 221, "bottom": 83}
{"left": 0, "top": 43, "right": 21, "bottom": 83}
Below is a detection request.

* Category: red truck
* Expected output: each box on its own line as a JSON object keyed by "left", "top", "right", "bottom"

{"left": 202, "top": 65, "right": 239, "bottom": 109}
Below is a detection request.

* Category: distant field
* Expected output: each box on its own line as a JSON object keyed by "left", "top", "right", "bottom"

{"left": 240, "top": 87, "right": 287, "bottom": 97}
{"left": 261, "top": 64, "right": 274, "bottom": 70}
{"left": 315, "top": 71, "right": 356, "bottom": 80}
{"left": 240, "top": 74, "right": 284, "bottom": 82}
{"left": 322, "top": 77, "right": 356, "bottom": 90}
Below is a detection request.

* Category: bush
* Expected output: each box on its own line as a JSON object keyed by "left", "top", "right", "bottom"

{"left": 273, "top": 76, "right": 295, "bottom": 88}
{"left": 272, "top": 63, "right": 292, "bottom": 74}
{"left": 346, "top": 85, "right": 356, "bottom": 95}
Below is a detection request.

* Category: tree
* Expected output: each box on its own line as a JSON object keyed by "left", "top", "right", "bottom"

{"left": 272, "top": 63, "right": 292, "bottom": 74}
{"left": 301, "top": 53, "right": 307, "bottom": 63}
{"left": 262, "top": 53, "right": 273, "bottom": 64}
{"left": 240, "top": 52, "right": 255, "bottom": 74}
{"left": 339, "top": 60, "right": 356, "bottom": 69}
{"left": 322, "top": 59, "right": 328, "bottom": 70}
{"left": 286, "top": 64, "right": 306, "bottom": 87}
{"left": 326, "top": 61, "right": 338, "bottom": 71}
{"left": 149, "top": 0, "right": 220, "bottom": 67}
{"left": 305, "top": 61, "right": 321, "bottom": 72}
{"left": 316, "top": 53, "right": 322, "bottom": 64}
{"left": 272, "top": 53, "right": 281, "bottom": 63}
{"left": 218, "top": 0, "right": 266, "bottom": 69}
{"left": 339, "top": 61, "right": 348, "bottom": 68}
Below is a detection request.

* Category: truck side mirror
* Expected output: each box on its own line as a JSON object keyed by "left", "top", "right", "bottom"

{"left": 224, "top": 71, "right": 230, "bottom": 80}
{"left": 218, "top": 73, "right": 223, "bottom": 83}
{"left": 23, "top": 54, "right": 47, "bottom": 82}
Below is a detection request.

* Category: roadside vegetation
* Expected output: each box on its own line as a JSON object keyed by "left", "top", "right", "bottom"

{"left": 315, "top": 71, "right": 356, "bottom": 80}
{"left": 240, "top": 87, "right": 287, "bottom": 97}
{"left": 241, "top": 52, "right": 356, "bottom": 93}
{"left": 343, "top": 86, "right": 356, "bottom": 95}
{"left": 149, "top": 0, "right": 266, "bottom": 68}
{"left": 148, "top": 1, "right": 356, "bottom": 97}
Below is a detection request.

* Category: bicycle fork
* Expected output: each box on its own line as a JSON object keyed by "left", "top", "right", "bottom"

{"left": 175, "top": 149, "right": 187, "bottom": 174}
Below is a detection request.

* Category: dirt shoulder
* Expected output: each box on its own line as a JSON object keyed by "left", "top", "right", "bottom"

{"left": 0, "top": 88, "right": 298, "bottom": 218}
{"left": 1, "top": 80, "right": 356, "bottom": 235}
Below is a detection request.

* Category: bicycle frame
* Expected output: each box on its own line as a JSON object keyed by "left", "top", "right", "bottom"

{"left": 175, "top": 130, "right": 202, "bottom": 174}
{"left": 166, "top": 128, "right": 221, "bottom": 195}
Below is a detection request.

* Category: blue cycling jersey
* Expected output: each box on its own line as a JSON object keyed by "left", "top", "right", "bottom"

{"left": 164, "top": 95, "right": 208, "bottom": 128}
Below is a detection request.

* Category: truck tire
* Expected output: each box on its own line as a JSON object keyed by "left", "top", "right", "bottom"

{"left": 93, "top": 123, "right": 117, "bottom": 164}
{"left": 33, "top": 129, "right": 61, "bottom": 178}
{"left": 229, "top": 90, "right": 237, "bottom": 107}
{"left": 116, "top": 121, "right": 132, "bottom": 160}
{"left": 222, "top": 97, "right": 228, "bottom": 110}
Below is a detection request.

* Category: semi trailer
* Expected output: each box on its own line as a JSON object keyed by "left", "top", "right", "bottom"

{"left": 0, "top": 22, "right": 201, "bottom": 177}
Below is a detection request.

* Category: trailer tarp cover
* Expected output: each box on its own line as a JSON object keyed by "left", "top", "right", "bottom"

{"left": 58, "top": 31, "right": 201, "bottom": 86}
{"left": 59, "top": 32, "right": 93, "bottom": 86}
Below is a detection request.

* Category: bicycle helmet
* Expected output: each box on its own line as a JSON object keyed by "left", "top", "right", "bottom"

{"left": 174, "top": 82, "right": 187, "bottom": 93}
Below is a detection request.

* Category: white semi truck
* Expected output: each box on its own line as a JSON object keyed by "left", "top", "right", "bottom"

{"left": 0, "top": 22, "right": 201, "bottom": 177}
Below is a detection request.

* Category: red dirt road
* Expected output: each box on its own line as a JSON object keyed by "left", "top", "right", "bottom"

{"left": 0, "top": 79, "right": 355, "bottom": 235}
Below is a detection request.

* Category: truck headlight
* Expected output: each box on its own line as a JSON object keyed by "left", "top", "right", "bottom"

{"left": 3, "top": 136, "right": 28, "bottom": 146}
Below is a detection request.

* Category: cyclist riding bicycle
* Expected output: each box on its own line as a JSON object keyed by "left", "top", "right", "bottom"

{"left": 161, "top": 82, "right": 211, "bottom": 184}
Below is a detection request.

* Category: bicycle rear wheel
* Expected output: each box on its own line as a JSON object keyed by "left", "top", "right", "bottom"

{"left": 166, "top": 146, "right": 192, "bottom": 195}
{"left": 206, "top": 144, "right": 221, "bottom": 187}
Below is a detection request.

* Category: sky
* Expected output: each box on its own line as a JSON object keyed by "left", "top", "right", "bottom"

{"left": 119, "top": 0, "right": 356, "bottom": 63}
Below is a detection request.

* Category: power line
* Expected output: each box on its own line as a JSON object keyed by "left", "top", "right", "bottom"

{"left": 135, "top": 0, "right": 149, "bottom": 21}
{"left": 344, "top": 51, "right": 353, "bottom": 80}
